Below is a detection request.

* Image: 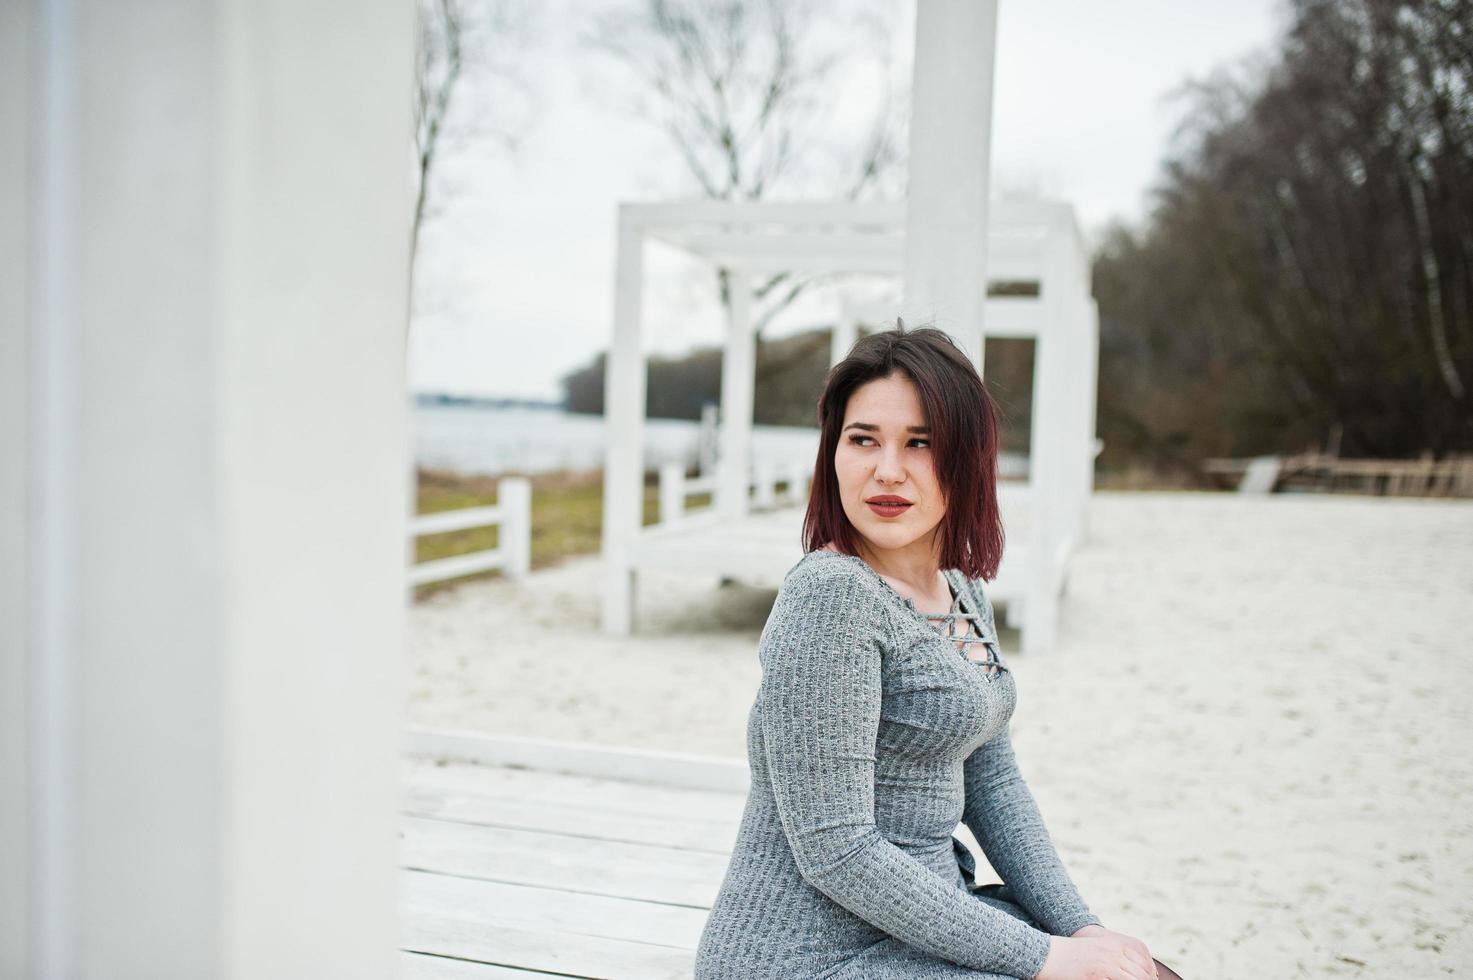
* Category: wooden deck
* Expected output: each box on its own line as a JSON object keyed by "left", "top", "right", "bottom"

{"left": 399, "top": 730, "right": 749, "bottom": 979}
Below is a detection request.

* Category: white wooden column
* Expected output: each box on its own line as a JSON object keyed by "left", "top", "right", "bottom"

{"left": 902, "top": 0, "right": 1000, "bottom": 369}
{"left": 600, "top": 208, "right": 647, "bottom": 636}
{"left": 1023, "top": 210, "right": 1074, "bottom": 656}
{"left": 831, "top": 306, "right": 859, "bottom": 367}
{"left": 717, "top": 270, "right": 755, "bottom": 521}
{"left": 1078, "top": 295, "right": 1103, "bottom": 541}
{"left": 0, "top": 1, "right": 30, "bottom": 973}
{"left": 1, "top": 2, "right": 413, "bottom": 977}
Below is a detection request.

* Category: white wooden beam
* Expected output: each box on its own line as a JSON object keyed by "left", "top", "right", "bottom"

{"left": 600, "top": 208, "right": 647, "bottom": 636}
{"left": 717, "top": 272, "right": 755, "bottom": 520}
{"left": 902, "top": 0, "right": 1000, "bottom": 369}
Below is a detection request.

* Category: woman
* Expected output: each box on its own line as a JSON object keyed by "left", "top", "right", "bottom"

{"left": 694, "top": 325, "right": 1181, "bottom": 979}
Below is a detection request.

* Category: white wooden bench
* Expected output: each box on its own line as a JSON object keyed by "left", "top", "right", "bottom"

{"left": 400, "top": 729, "right": 749, "bottom": 979}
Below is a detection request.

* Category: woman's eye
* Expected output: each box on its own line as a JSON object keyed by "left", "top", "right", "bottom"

{"left": 849, "top": 435, "right": 929, "bottom": 448}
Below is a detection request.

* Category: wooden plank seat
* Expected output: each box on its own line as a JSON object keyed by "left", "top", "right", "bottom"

{"left": 400, "top": 730, "right": 749, "bottom": 979}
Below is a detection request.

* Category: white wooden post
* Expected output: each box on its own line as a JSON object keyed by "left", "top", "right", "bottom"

{"left": 698, "top": 402, "right": 719, "bottom": 475}
{"left": 831, "top": 308, "right": 859, "bottom": 366}
{"left": 0, "top": 2, "right": 30, "bottom": 967}
{"left": 902, "top": 0, "right": 999, "bottom": 369}
{"left": 1024, "top": 210, "right": 1073, "bottom": 655}
{"left": 2, "top": 1, "right": 413, "bottom": 975}
{"left": 600, "top": 208, "right": 647, "bottom": 636}
{"left": 754, "top": 459, "right": 776, "bottom": 509}
{"left": 1078, "top": 294, "right": 1102, "bottom": 541}
{"left": 659, "top": 461, "right": 686, "bottom": 524}
{"left": 498, "top": 476, "right": 532, "bottom": 578}
{"left": 717, "top": 270, "right": 755, "bottom": 521}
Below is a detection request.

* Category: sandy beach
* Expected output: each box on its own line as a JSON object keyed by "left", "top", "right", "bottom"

{"left": 408, "top": 490, "right": 1473, "bottom": 978}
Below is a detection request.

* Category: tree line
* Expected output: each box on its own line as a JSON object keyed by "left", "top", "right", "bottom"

{"left": 1093, "top": 0, "right": 1471, "bottom": 472}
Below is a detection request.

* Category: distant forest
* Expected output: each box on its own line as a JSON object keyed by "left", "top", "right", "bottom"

{"left": 562, "top": 0, "right": 1471, "bottom": 478}
{"left": 560, "top": 326, "right": 1042, "bottom": 456}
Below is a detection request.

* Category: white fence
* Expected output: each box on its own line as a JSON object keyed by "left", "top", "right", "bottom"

{"left": 408, "top": 476, "right": 532, "bottom": 587}
{"left": 657, "top": 460, "right": 812, "bottom": 525}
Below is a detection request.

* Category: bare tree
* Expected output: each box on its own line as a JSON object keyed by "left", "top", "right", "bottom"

{"left": 412, "top": 0, "right": 537, "bottom": 279}
{"left": 583, "top": 0, "right": 907, "bottom": 337}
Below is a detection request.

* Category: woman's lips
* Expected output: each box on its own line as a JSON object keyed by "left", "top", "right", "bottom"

{"left": 866, "top": 501, "right": 912, "bottom": 518}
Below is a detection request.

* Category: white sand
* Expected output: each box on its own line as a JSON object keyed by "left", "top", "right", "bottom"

{"left": 409, "top": 490, "right": 1473, "bottom": 978}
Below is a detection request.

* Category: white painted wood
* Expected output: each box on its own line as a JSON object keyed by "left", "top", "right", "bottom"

{"left": 753, "top": 458, "right": 777, "bottom": 509}
{"left": 658, "top": 460, "right": 686, "bottom": 523}
{"left": 1239, "top": 456, "right": 1285, "bottom": 494}
{"left": 634, "top": 198, "right": 905, "bottom": 228}
{"left": 404, "top": 729, "right": 750, "bottom": 794}
{"left": 600, "top": 207, "right": 647, "bottom": 636}
{"left": 1023, "top": 214, "right": 1071, "bottom": 656}
{"left": 411, "top": 504, "right": 509, "bottom": 536}
{"left": 408, "top": 476, "right": 533, "bottom": 586}
{"left": 402, "top": 868, "right": 708, "bottom": 949}
{"left": 0, "top": 2, "right": 30, "bottom": 973}
{"left": 497, "top": 477, "right": 532, "bottom": 577}
{"left": 400, "top": 815, "right": 731, "bottom": 906}
{"left": 6, "top": 2, "right": 413, "bottom": 977}
{"left": 843, "top": 297, "right": 1046, "bottom": 339}
{"left": 832, "top": 306, "right": 860, "bottom": 365}
{"left": 601, "top": 207, "right": 1096, "bottom": 655}
{"left": 406, "top": 760, "right": 746, "bottom": 825}
{"left": 401, "top": 951, "right": 554, "bottom": 979}
{"left": 404, "top": 906, "right": 694, "bottom": 980}
{"left": 403, "top": 785, "right": 740, "bottom": 855}
{"left": 902, "top": 0, "right": 1000, "bottom": 372}
{"left": 408, "top": 551, "right": 510, "bottom": 588}
{"left": 717, "top": 271, "right": 755, "bottom": 521}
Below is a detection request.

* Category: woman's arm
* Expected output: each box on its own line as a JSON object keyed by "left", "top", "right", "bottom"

{"left": 962, "top": 723, "right": 1102, "bottom": 937}
{"left": 760, "top": 562, "right": 1055, "bottom": 979}
{"left": 961, "top": 581, "right": 1102, "bottom": 938}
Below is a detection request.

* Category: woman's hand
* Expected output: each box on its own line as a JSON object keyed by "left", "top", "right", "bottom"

{"left": 1036, "top": 931, "right": 1159, "bottom": 980}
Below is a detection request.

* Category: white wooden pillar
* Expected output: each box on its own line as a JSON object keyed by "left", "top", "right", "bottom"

{"left": 717, "top": 270, "right": 755, "bottom": 521}
{"left": 600, "top": 208, "right": 647, "bottom": 636}
{"left": 902, "top": 0, "right": 999, "bottom": 369}
{"left": 0, "top": 2, "right": 30, "bottom": 972}
{"left": 1023, "top": 211, "right": 1075, "bottom": 656}
{"left": 1078, "top": 295, "right": 1103, "bottom": 541}
{"left": 831, "top": 307, "right": 859, "bottom": 367}
{"left": 1, "top": 1, "right": 413, "bottom": 976}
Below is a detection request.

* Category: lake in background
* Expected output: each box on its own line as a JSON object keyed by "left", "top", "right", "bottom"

{"left": 413, "top": 402, "right": 823, "bottom": 478}
{"left": 413, "top": 402, "right": 1030, "bottom": 480}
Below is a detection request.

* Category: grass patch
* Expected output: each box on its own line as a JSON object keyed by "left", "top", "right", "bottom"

{"left": 411, "top": 466, "right": 711, "bottom": 602}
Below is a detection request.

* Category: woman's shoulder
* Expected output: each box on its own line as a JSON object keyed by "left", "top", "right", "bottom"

{"left": 775, "top": 548, "right": 890, "bottom": 616}
{"left": 784, "top": 547, "right": 870, "bottom": 588}
{"left": 760, "top": 550, "right": 894, "bottom": 657}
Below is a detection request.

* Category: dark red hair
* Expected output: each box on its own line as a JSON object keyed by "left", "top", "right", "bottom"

{"left": 801, "top": 322, "right": 1007, "bottom": 582}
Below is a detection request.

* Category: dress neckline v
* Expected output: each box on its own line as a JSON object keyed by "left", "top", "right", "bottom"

{"left": 800, "top": 549, "right": 1007, "bottom": 675}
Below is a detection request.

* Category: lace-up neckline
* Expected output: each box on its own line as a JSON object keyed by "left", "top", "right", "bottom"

{"left": 803, "top": 550, "right": 1009, "bottom": 678}
{"left": 924, "top": 571, "right": 1008, "bottom": 677}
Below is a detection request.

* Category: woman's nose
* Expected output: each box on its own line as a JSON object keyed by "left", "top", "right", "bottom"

{"left": 873, "top": 445, "right": 907, "bottom": 483}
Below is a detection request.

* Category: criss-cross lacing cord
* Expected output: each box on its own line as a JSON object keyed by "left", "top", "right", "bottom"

{"left": 919, "top": 592, "right": 1008, "bottom": 677}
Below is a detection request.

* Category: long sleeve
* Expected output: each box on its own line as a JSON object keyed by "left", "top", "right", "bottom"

{"left": 759, "top": 563, "right": 1055, "bottom": 979}
{"left": 962, "top": 724, "right": 1102, "bottom": 937}
{"left": 961, "top": 587, "right": 1102, "bottom": 937}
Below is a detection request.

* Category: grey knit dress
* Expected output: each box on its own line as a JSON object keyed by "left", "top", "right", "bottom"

{"left": 693, "top": 549, "right": 1101, "bottom": 979}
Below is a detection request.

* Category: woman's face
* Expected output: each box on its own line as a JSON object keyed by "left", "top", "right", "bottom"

{"left": 833, "top": 371, "right": 946, "bottom": 558}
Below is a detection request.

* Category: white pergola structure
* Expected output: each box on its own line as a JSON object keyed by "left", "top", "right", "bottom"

{"left": 598, "top": 198, "right": 1099, "bottom": 655}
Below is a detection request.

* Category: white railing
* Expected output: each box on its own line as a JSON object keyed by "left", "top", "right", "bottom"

{"left": 658, "top": 460, "right": 811, "bottom": 525}
{"left": 408, "top": 476, "right": 531, "bottom": 587}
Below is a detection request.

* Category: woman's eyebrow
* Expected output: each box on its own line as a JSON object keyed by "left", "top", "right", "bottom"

{"left": 842, "top": 422, "right": 931, "bottom": 433}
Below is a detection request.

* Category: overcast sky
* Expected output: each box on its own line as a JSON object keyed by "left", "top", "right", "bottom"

{"left": 408, "top": 0, "right": 1286, "bottom": 401}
